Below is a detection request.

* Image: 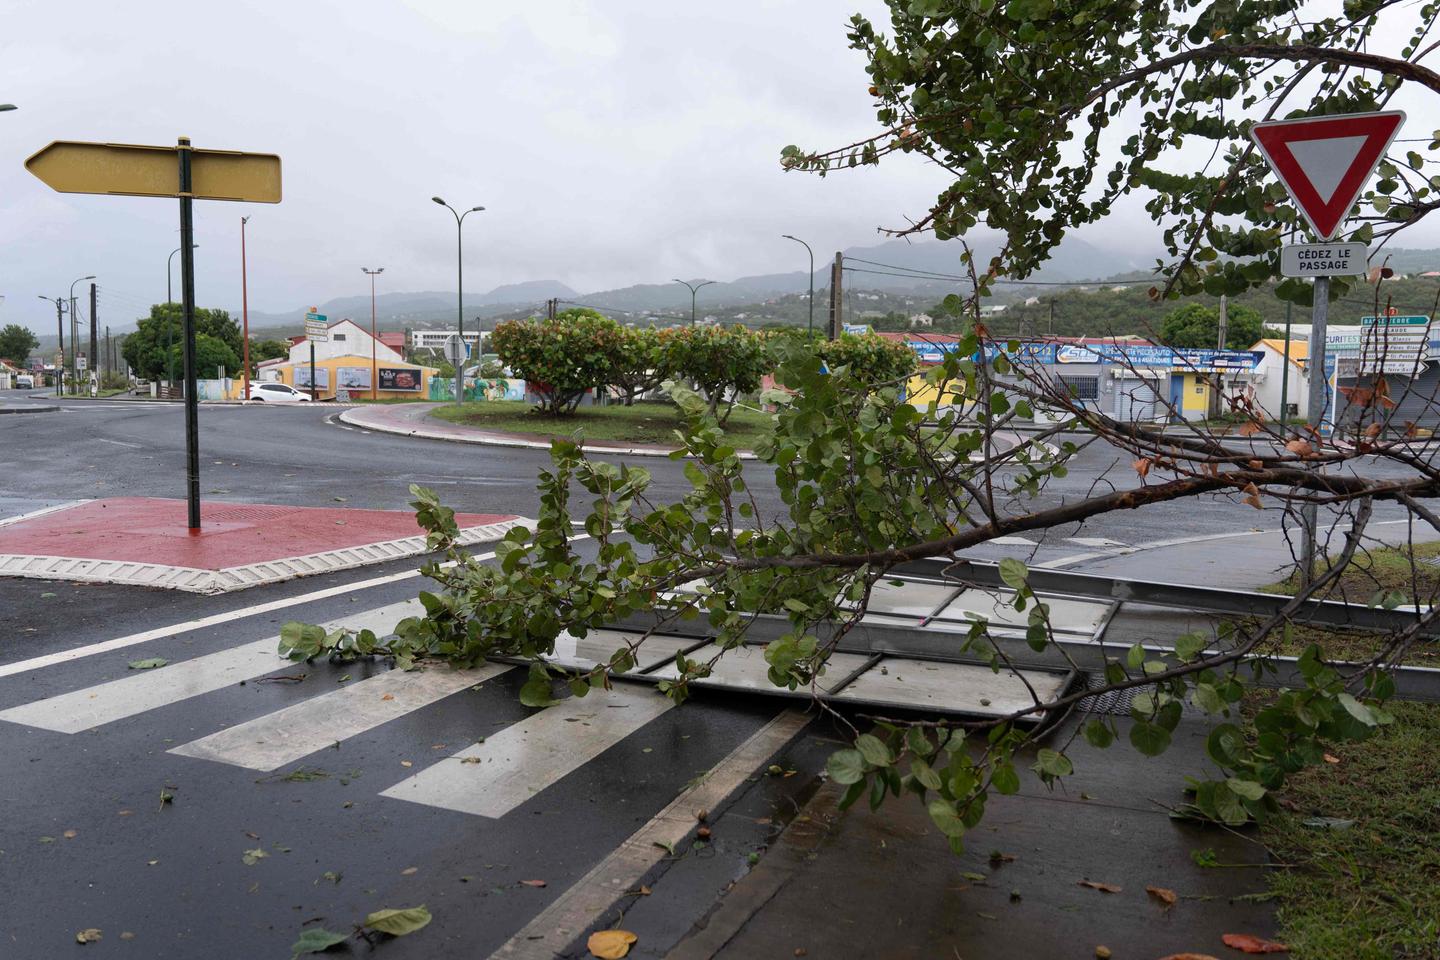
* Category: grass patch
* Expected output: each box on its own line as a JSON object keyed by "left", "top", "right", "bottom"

{"left": 1253, "top": 541, "right": 1440, "bottom": 667}
{"left": 430, "top": 399, "right": 774, "bottom": 449}
{"left": 1254, "top": 697, "right": 1440, "bottom": 958}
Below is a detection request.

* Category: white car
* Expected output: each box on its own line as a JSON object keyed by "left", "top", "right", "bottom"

{"left": 250, "top": 382, "right": 312, "bottom": 402}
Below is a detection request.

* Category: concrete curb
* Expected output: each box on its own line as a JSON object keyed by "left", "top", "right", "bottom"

{"left": 338, "top": 404, "right": 762, "bottom": 459}
{"left": 0, "top": 404, "right": 58, "bottom": 414}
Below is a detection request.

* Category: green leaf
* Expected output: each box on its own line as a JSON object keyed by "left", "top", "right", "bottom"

{"left": 1337, "top": 692, "right": 1377, "bottom": 727}
{"left": 1033, "top": 748, "right": 1073, "bottom": 778}
{"left": 855, "top": 733, "right": 893, "bottom": 767}
{"left": 363, "top": 905, "right": 432, "bottom": 937}
{"left": 1128, "top": 722, "right": 1171, "bottom": 757}
{"left": 826, "top": 749, "right": 866, "bottom": 785}
{"left": 1225, "top": 778, "right": 1266, "bottom": 801}
{"left": 1173, "top": 632, "right": 1207, "bottom": 662}
{"left": 290, "top": 927, "right": 350, "bottom": 956}
{"left": 927, "top": 798, "right": 967, "bottom": 838}
{"left": 1082, "top": 718, "right": 1114, "bottom": 749}
{"left": 519, "top": 671, "right": 558, "bottom": 708}
{"left": 998, "top": 557, "right": 1028, "bottom": 590}
{"left": 783, "top": 598, "right": 810, "bottom": 613}
{"left": 127, "top": 658, "right": 168, "bottom": 670}
{"left": 990, "top": 762, "right": 1020, "bottom": 795}
{"left": 910, "top": 757, "right": 943, "bottom": 791}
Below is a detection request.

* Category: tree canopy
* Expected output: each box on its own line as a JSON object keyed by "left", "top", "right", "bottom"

{"left": 122, "top": 303, "right": 242, "bottom": 381}
{"left": 1160, "top": 301, "right": 1271, "bottom": 350}
{"left": 0, "top": 324, "right": 39, "bottom": 365}
{"left": 784, "top": 1, "right": 1440, "bottom": 308}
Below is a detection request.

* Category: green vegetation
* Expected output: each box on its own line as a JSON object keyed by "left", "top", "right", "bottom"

{"left": 1160, "top": 301, "right": 1274, "bottom": 349}
{"left": 1257, "top": 697, "right": 1440, "bottom": 958}
{"left": 1256, "top": 541, "right": 1440, "bottom": 666}
{"left": 430, "top": 399, "right": 774, "bottom": 449}
{"left": 0, "top": 323, "right": 39, "bottom": 364}
{"left": 122, "top": 303, "right": 243, "bottom": 381}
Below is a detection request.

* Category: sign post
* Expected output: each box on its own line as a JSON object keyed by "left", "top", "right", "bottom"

{"left": 1250, "top": 109, "right": 1404, "bottom": 584}
{"left": 26, "top": 138, "right": 281, "bottom": 530}
{"left": 305, "top": 312, "right": 328, "bottom": 402}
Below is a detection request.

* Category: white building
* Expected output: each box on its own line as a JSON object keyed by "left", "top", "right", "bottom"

{"left": 408, "top": 329, "right": 484, "bottom": 353}
{"left": 1248, "top": 338, "right": 1308, "bottom": 421}
{"left": 288, "top": 318, "right": 405, "bottom": 365}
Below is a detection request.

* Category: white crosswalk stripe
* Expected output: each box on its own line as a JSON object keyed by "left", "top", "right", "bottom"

{"left": 1063, "top": 536, "right": 1128, "bottom": 548}
{"left": 0, "top": 599, "right": 424, "bottom": 734}
{"left": 988, "top": 536, "right": 1036, "bottom": 546}
{"left": 379, "top": 683, "right": 674, "bottom": 818}
{"left": 167, "top": 661, "right": 513, "bottom": 771}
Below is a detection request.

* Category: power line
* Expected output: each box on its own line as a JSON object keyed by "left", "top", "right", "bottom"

{"left": 841, "top": 257, "right": 1154, "bottom": 287}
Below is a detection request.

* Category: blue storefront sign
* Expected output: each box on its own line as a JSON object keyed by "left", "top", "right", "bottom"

{"left": 904, "top": 339, "right": 1262, "bottom": 372}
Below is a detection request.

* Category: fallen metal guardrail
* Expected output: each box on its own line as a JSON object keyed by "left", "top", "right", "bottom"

{"left": 910, "top": 558, "right": 1438, "bottom": 637}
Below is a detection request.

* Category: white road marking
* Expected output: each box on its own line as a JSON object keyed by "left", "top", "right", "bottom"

{"left": 380, "top": 683, "right": 674, "bottom": 818}
{"left": 488, "top": 709, "right": 811, "bottom": 960}
{"left": 0, "top": 500, "right": 90, "bottom": 529}
{"left": 988, "top": 536, "right": 1035, "bottom": 546}
{"left": 168, "top": 661, "right": 513, "bottom": 771}
{"left": 0, "top": 536, "right": 587, "bottom": 681}
{"left": 1063, "top": 536, "right": 1127, "bottom": 548}
{"left": 94, "top": 437, "right": 143, "bottom": 448}
{"left": 0, "top": 600, "right": 422, "bottom": 734}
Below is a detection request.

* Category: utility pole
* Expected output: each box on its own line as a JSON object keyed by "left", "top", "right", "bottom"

{"left": 1048, "top": 299, "right": 1055, "bottom": 337}
{"left": 39, "top": 295, "right": 65, "bottom": 396}
{"left": 89, "top": 282, "right": 98, "bottom": 391}
{"left": 827, "top": 252, "right": 843, "bottom": 340}
{"left": 546, "top": 298, "right": 557, "bottom": 320}
{"left": 105, "top": 326, "right": 111, "bottom": 378}
{"left": 363, "top": 266, "right": 384, "bottom": 401}
{"left": 1211, "top": 294, "right": 1228, "bottom": 420}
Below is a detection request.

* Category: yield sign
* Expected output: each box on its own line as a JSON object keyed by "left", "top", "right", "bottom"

{"left": 1250, "top": 110, "right": 1404, "bottom": 241}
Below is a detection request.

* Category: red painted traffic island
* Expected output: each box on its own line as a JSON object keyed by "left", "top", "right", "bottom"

{"left": 0, "top": 498, "right": 528, "bottom": 594}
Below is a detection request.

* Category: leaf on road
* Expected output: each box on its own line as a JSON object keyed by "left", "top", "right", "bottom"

{"left": 63, "top": 829, "right": 78, "bottom": 839}
{"left": 1221, "top": 933, "right": 1290, "bottom": 953}
{"left": 1284, "top": 438, "right": 1313, "bottom": 457}
{"left": 381, "top": 693, "right": 395, "bottom": 701}
{"left": 363, "top": 905, "right": 432, "bottom": 937}
{"left": 400, "top": 866, "right": 418, "bottom": 876}
{"left": 290, "top": 927, "right": 350, "bottom": 956}
{"left": 520, "top": 879, "right": 547, "bottom": 887}
{"left": 1146, "top": 885, "right": 1178, "bottom": 906}
{"left": 460, "top": 756, "right": 482, "bottom": 764}
{"left": 242, "top": 848, "right": 268, "bottom": 865}
{"left": 75, "top": 929, "right": 102, "bottom": 944}
{"left": 587, "top": 929, "right": 638, "bottom": 959}
{"left": 128, "top": 658, "right": 168, "bottom": 670}
{"left": 1236, "top": 421, "right": 1262, "bottom": 437}
{"left": 1077, "top": 879, "right": 1122, "bottom": 893}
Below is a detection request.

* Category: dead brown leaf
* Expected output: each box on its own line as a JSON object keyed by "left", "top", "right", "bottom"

{"left": 63, "top": 829, "right": 78, "bottom": 840}
{"left": 381, "top": 693, "right": 395, "bottom": 701}
{"left": 1323, "top": 753, "right": 1340, "bottom": 764}
{"left": 1284, "top": 438, "right": 1313, "bottom": 457}
{"left": 1242, "top": 483, "right": 1264, "bottom": 510}
{"left": 520, "top": 879, "right": 547, "bottom": 888}
{"left": 1077, "top": 879, "right": 1122, "bottom": 893}
{"left": 460, "top": 756, "right": 482, "bottom": 765}
{"left": 1364, "top": 422, "right": 1383, "bottom": 439}
{"left": 1133, "top": 458, "right": 1152, "bottom": 479}
{"left": 1236, "top": 421, "right": 1262, "bottom": 437}
{"left": 587, "top": 929, "right": 638, "bottom": 959}
{"left": 1146, "top": 885, "right": 1178, "bottom": 907}
{"left": 75, "top": 929, "right": 102, "bottom": 944}
{"left": 1221, "top": 933, "right": 1290, "bottom": 954}
{"left": 400, "top": 867, "right": 418, "bottom": 876}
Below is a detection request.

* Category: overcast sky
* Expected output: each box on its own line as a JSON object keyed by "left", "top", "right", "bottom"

{"left": 3, "top": 1, "right": 1437, "bottom": 337}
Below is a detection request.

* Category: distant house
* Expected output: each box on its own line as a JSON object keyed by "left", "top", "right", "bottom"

{"left": 908, "top": 313, "right": 934, "bottom": 328}
{"left": 1249, "top": 338, "right": 1308, "bottom": 421}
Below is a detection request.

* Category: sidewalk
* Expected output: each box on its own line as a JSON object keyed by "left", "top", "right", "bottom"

{"left": 667, "top": 712, "right": 1278, "bottom": 960}
{"left": 0, "top": 497, "right": 529, "bottom": 594}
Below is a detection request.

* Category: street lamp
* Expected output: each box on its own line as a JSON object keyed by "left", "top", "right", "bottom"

{"left": 362, "top": 267, "right": 385, "bottom": 401}
{"left": 432, "top": 197, "right": 485, "bottom": 405}
{"left": 38, "top": 295, "right": 66, "bottom": 397}
{"left": 168, "top": 244, "right": 197, "bottom": 304}
{"left": 69, "top": 275, "right": 95, "bottom": 394}
{"left": 781, "top": 235, "right": 814, "bottom": 336}
{"left": 673, "top": 278, "right": 716, "bottom": 325}
{"left": 166, "top": 245, "right": 197, "bottom": 388}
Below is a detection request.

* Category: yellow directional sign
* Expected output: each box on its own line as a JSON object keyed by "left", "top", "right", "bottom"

{"left": 25, "top": 140, "right": 281, "bottom": 203}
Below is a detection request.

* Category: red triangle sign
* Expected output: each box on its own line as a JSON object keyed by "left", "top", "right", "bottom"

{"left": 1250, "top": 110, "right": 1404, "bottom": 241}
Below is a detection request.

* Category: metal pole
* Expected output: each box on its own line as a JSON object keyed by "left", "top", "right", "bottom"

{"left": 456, "top": 216, "right": 464, "bottom": 404}
{"left": 783, "top": 236, "right": 814, "bottom": 336}
{"left": 177, "top": 137, "right": 201, "bottom": 531}
{"left": 309, "top": 341, "right": 317, "bottom": 402}
{"left": 241, "top": 217, "right": 251, "bottom": 400}
{"left": 53, "top": 298, "right": 63, "bottom": 396}
{"left": 89, "top": 282, "right": 98, "bottom": 392}
{"left": 1300, "top": 275, "right": 1331, "bottom": 587}
{"left": 1280, "top": 299, "right": 1293, "bottom": 426}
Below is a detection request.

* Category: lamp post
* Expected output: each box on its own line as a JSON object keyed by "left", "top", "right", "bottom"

{"left": 672, "top": 278, "right": 715, "bottom": 325}
{"left": 241, "top": 217, "right": 251, "bottom": 399}
{"left": 166, "top": 245, "right": 197, "bottom": 388}
{"left": 362, "top": 267, "right": 385, "bottom": 400}
{"left": 38, "top": 295, "right": 65, "bottom": 396}
{"left": 432, "top": 197, "right": 485, "bottom": 405}
{"left": 781, "top": 235, "right": 814, "bottom": 336}
{"left": 69, "top": 275, "right": 95, "bottom": 394}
